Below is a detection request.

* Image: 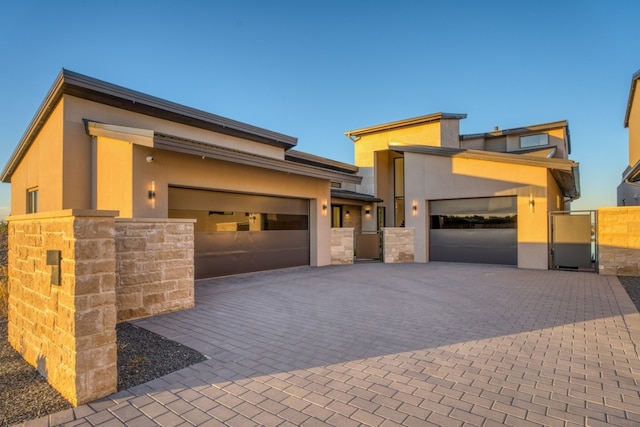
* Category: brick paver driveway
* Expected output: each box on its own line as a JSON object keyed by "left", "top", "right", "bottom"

{"left": 43, "top": 263, "right": 640, "bottom": 426}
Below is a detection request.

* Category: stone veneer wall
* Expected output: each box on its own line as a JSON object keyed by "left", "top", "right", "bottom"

{"left": 7, "top": 210, "right": 118, "bottom": 405}
{"left": 115, "top": 219, "right": 195, "bottom": 321}
{"left": 598, "top": 207, "right": 640, "bottom": 275}
{"left": 382, "top": 227, "right": 415, "bottom": 263}
{"left": 331, "top": 228, "right": 354, "bottom": 264}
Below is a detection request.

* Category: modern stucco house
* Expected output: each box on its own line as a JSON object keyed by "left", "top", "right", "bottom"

{"left": 338, "top": 113, "right": 580, "bottom": 270}
{"left": 3, "top": 69, "right": 581, "bottom": 276}
{"left": 0, "top": 69, "right": 362, "bottom": 279}
{"left": 618, "top": 69, "right": 640, "bottom": 205}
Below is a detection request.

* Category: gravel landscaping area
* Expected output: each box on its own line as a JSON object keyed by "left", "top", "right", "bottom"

{"left": 0, "top": 319, "right": 206, "bottom": 426}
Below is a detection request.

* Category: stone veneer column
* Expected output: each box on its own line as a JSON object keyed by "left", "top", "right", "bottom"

{"left": 382, "top": 227, "right": 415, "bottom": 263}
{"left": 598, "top": 207, "right": 640, "bottom": 275}
{"left": 330, "top": 228, "right": 354, "bottom": 265}
{"left": 7, "top": 209, "right": 118, "bottom": 406}
{"left": 115, "top": 218, "right": 195, "bottom": 322}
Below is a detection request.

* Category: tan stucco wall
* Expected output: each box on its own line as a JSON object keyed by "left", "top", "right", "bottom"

{"left": 354, "top": 121, "right": 443, "bottom": 167}
{"left": 96, "top": 136, "right": 133, "bottom": 216}
{"left": 10, "top": 100, "right": 65, "bottom": 215}
{"left": 629, "top": 86, "right": 640, "bottom": 167}
{"left": 10, "top": 95, "right": 334, "bottom": 268}
{"left": 403, "top": 153, "right": 551, "bottom": 269}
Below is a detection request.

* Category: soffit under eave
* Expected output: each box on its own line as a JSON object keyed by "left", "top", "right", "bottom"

{"left": 550, "top": 169, "right": 580, "bottom": 200}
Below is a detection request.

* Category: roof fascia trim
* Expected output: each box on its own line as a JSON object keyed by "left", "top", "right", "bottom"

{"left": 624, "top": 69, "right": 640, "bottom": 128}
{"left": 285, "top": 149, "right": 359, "bottom": 174}
{"left": 390, "top": 144, "right": 578, "bottom": 171}
{"left": 1, "top": 69, "right": 299, "bottom": 182}
{"left": 460, "top": 120, "right": 569, "bottom": 140}
{"left": 1, "top": 69, "right": 67, "bottom": 182}
{"left": 344, "top": 112, "right": 467, "bottom": 139}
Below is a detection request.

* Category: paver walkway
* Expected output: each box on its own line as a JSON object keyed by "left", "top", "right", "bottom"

{"left": 25, "top": 263, "right": 640, "bottom": 426}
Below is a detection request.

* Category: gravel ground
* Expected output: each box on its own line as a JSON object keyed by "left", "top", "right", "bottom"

{"left": 618, "top": 275, "right": 640, "bottom": 311}
{"left": 0, "top": 319, "right": 206, "bottom": 426}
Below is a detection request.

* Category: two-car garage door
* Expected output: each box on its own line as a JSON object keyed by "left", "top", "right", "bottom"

{"left": 169, "top": 187, "right": 310, "bottom": 279}
{"left": 429, "top": 196, "right": 517, "bottom": 265}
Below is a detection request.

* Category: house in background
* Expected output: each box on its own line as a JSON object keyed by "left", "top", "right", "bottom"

{"left": 618, "top": 69, "right": 640, "bottom": 205}
{"left": 343, "top": 113, "right": 580, "bottom": 269}
{"left": 1, "top": 69, "right": 361, "bottom": 279}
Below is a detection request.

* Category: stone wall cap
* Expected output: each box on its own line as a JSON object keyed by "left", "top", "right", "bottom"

{"left": 7, "top": 209, "right": 119, "bottom": 221}
{"left": 115, "top": 217, "right": 197, "bottom": 224}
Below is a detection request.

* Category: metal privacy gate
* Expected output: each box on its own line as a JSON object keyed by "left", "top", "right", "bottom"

{"left": 355, "top": 231, "right": 382, "bottom": 261}
{"left": 548, "top": 210, "right": 597, "bottom": 272}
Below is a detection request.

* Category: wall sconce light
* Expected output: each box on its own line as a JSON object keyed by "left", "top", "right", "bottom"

{"left": 148, "top": 180, "right": 156, "bottom": 209}
{"left": 529, "top": 194, "right": 535, "bottom": 213}
{"left": 365, "top": 208, "right": 371, "bottom": 215}
{"left": 412, "top": 201, "right": 418, "bottom": 216}
{"left": 346, "top": 210, "right": 350, "bottom": 217}
{"left": 322, "top": 199, "right": 328, "bottom": 216}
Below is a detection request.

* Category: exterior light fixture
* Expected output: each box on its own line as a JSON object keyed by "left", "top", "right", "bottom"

{"left": 346, "top": 210, "right": 350, "bottom": 217}
{"left": 365, "top": 208, "right": 371, "bottom": 215}
{"left": 148, "top": 181, "right": 156, "bottom": 209}
{"left": 529, "top": 194, "right": 535, "bottom": 213}
{"left": 412, "top": 201, "right": 418, "bottom": 216}
{"left": 322, "top": 199, "right": 328, "bottom": 215}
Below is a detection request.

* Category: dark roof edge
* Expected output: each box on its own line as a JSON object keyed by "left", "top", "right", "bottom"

{"left": 331, "top": 188, "right": 383, "bottom": 203}
{"left": 2, "top": 69, "right": 298, "bottom": 182}
{"left": 460, "top": 120, "right": 569, "bottom": 140}
{"left": 344, "top": 112, "right": 467, "bottom": 139}
{"left": 624, "top": 69, "right": 640, "bottom": 128}
{"left": 285, "top": 149, "right": 359, "bottom": 174}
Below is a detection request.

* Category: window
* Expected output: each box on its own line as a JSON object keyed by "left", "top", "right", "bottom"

{"left": 331, "top": 182, "right": 342, "bottom": 189}
{"left": 520, "top": 134, "right": 549, "bottom": 148}
{"left": 394, "top": 157, "right": 405, "bottom": 227}
{"left": 27, "top": 188, "right": 38, "bottom": 213}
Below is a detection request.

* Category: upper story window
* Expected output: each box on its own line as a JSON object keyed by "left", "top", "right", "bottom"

{"left": 331, "top": 182, "right": 342, "bottom": 188}
{"left": 520, "top": 134, "right": 549, "bottom": 148}
{"left": 27, "top": 188, "right": 39, "bottom": 213}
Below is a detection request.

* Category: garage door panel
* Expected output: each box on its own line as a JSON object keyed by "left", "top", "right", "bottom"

{"left": 430, "top": 229, "right": 517, "bottom": 265}
{"left": 429, "top": 196, "right": 517, "bottom": 266}
{"left": 170, "top": 187, "right": 310, "bottom": 278}
{"left": 195, "top": 231, "right": 310, "bottom": 278}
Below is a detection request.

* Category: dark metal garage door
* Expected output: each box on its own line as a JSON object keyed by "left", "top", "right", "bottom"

{"left": 429, "top": 196, "right": 517, "bottom": 265}
{"left": 169, "top": 187, "right": 310, "bottom": 278}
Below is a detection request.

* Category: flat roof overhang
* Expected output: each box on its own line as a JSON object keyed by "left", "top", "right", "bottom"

{"left": 390, "top": 144, "right": 580, "bottom": 200}
{"left": 2, "top": 69, "right": 298, "bottom": 183}
{"left": 344, "top": 112, "right": 468, "bottom": 141}
{"left": 331, "top": 189, "right": 383, "bottom": 205}
{"left": 84, "top": 121, "right": 362, "bottom": 185}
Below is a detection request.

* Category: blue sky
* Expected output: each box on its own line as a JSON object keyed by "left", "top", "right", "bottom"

{"left": 1, "top": 1, "right": 639, "bottom": 217}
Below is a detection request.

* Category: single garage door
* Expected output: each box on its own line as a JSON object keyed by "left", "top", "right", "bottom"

{"left": 169, "top": 187, "right": 310, "bottom": 278}
{"left": 429, "top": 196, "right": 517, "bottom": 265}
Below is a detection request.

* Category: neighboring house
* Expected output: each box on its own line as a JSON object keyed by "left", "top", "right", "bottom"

{"left": 343, "top": 113, "right": 580, "bottom": 269}
{"left": 1, "top": 69, "right": 361, "bottom": 278}
{"left": 618, "top": 69, "right": 640, "bottom": 205}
